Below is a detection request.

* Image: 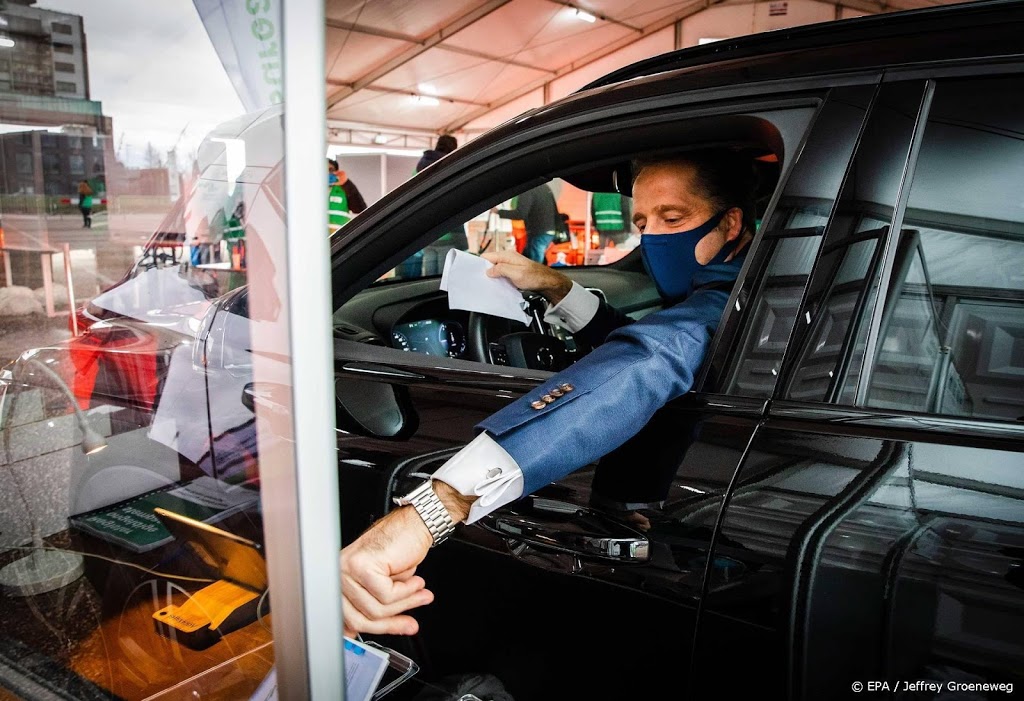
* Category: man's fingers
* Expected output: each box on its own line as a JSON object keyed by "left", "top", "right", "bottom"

{"left": 392, "top": 567, "right": 419, "bottom": 582}
{"left": 342, "top": 596, "right": 421, "bottom": 637}
{"left": 342, "top": 571, "right": 433, "bottom": 620}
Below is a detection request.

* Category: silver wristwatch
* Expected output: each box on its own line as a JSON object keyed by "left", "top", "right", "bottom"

{"left": 393, "top": 480, "right": 456, "bottom": 547}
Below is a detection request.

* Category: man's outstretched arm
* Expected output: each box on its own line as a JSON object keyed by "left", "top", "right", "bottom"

{"left": 340, "top": 481, "right": 474, "bottom": 637}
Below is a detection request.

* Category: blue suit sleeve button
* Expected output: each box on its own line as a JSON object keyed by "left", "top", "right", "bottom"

{"left": 530, "top": 400, "right": 546, "bottom": 410}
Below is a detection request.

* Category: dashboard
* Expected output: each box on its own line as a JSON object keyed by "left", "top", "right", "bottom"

{"left": 391, "top": 318, "right": 467, "bottom": 358}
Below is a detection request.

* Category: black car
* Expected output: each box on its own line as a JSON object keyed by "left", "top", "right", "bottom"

{"left": 5, "top": 1, "right": 1023, "bottom": 699}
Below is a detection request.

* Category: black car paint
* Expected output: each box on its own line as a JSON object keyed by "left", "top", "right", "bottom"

{"left": 322, "top": 5, "right": 1024, "bottom": 699}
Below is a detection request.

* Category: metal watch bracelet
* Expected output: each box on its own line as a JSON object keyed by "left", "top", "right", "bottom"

{"left": 394, "top": 480, "right": 456, "bottom": 547}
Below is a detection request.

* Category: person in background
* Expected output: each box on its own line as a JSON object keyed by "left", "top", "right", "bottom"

{"left": 327, "top": 158, "right": 368, "bottom": 234}
{"left": 493, "top": 182, "right": 562, "bottom": 264}
{"left": 338, "top": 148, "right": 759, "bottom": 636}
{"left": 591, "top": 191, "right": 632, "bottom": 249}
{"left": 414, "top": 134, "right": 469, "bottom": 276}
{"left": 78, "top": 180, "right": 94, "bottom": 228}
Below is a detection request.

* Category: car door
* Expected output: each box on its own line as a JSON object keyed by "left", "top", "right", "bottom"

{"left": 325, "top": 78, "right": 843, "bottom": 698}
{"left": 696, "top": 70, "right": 1024, "bottom": 701}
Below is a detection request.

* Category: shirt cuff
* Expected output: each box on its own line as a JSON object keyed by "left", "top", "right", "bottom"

{"left": 543, "top": 281, "right": 600, "bottom": 333}
{"left": 431, "top": 432, "right": 524, "bottom": 524}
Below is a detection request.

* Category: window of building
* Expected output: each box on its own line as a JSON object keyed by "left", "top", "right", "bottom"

{"left": 69, "top": 154, "right": 84, "bottom": 175}
{"left": 56, "top": 80, "right": 77, "bottom": 93}
{"left": 55, "top": 61, "right": 75, "bottom": 73}
{"left": 53, "top": 43, "right": 74, "bottom": 54}
{"left": 51, "top": 22, "right": 72, "bottom": 35}
{"left": 42, "top": 152, "right": 60, "bottom": 174}
{"left": 15, "top": 152, "right": 32, "bottom": 175}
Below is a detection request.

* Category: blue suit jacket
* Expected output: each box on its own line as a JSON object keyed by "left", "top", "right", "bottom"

{"left": 477, "top": 258, "right": 743, "bottom": 496}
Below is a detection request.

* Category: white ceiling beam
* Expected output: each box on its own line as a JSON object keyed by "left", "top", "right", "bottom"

{"left": 325, "top": 19, "right": 557, "bottom": 74}
{"left": 326, "top": 79, "right": 492, "bottom": 107}
{"left": 326, "top": 0, "right": 513, "bottom": 110}
{"left": 444, "top": 0, "right": 723, "bottom": 132}
{"left": 327, "top": 118, "right": 439, "bottom": 137}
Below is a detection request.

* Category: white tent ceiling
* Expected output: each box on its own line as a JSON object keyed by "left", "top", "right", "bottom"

{"left": 323, "top": 0, "right": 970, "bottom": 150}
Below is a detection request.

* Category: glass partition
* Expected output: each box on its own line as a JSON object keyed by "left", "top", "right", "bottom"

{"left": 0, "top": 1, "right": 337, "bottom": 697}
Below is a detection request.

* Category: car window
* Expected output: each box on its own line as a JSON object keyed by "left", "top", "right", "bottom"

{"left": 858, "top": 75, "right": 1024, "bottom": 421}
{"left": 339, "top": 105, "right": 818, "bottom": 376}
{"left": 380, "top": 178, "right": 638, "bottom": 283}
{"left": 781, "top": 81, "right": 929, "bottom": 403}
{"left": 712, "top": 85, "right": 875, "bottom": 397}
{"left": 380, "top": 184, "right": 638, "bottom": 284}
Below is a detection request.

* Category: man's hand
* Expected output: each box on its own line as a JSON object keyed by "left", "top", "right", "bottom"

{"left": 340, "top": 481, "right": 474, "bottom": 637}
{"left": 482, "top": 249, "right": 573, "bottom": 304}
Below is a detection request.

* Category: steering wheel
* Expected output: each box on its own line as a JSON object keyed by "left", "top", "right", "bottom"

{"left": 467, "top": 295, "right": 570, "bottom": 371}
{"left": 467, "top": 310, "right": 526, "bottom": 364}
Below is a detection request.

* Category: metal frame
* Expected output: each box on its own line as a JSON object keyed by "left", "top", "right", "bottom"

{"left": 262, "top": 0, "right": 345, "bottom": 698}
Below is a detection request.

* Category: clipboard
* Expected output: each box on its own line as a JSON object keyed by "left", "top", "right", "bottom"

{"left": 248, "top": 638, "right": 418, "bottom": 701}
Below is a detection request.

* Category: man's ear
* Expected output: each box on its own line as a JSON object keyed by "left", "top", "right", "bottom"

{"left": 722, "top": 207, "right": 744, "bottom": 241}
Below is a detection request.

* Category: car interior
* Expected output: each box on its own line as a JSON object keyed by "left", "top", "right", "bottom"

{"left": 331, "top": 135, "right": 787, "bottom": 380}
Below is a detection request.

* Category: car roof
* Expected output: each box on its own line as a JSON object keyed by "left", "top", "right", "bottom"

{"left": 580, "top": 0, "right": 1024, "bottom": 91}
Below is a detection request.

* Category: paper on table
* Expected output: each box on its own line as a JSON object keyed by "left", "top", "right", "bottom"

{"left": 440, "top": 249, "right": 531, "bottom": 324}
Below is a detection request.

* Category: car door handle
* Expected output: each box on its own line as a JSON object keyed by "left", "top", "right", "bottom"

{"left": 478, "top": 497, "right": 650, "bottom": 563}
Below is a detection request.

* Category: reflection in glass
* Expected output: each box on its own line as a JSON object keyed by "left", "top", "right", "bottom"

{"left": 0, "top": 2, "right": 279, "bottom": 698}
{"left": 784, "top": 82, "right": 928, "bottom": 403}
{"left": 863, "top": 76, "right": 1024, "bottom": 421}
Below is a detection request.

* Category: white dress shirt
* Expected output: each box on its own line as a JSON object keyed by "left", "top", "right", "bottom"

{"left": 432, "top": 282, "right": 600, "bottom": 523}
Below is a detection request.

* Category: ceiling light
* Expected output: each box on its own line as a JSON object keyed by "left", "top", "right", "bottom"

{"left": 373, "top": 134, "right": 388, "bottom": 145}
{"left": 411, "top": 94, "right": 439, "bottom": 106}
{"left": 574, "top": 8, "right": 596, "bottom": 23}
{"left": 0, "top": 37, "right": 15, "bottom": 48}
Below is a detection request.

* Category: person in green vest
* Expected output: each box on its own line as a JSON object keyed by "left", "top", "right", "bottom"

{"left": 591, "top": 191, "right": 632, "bottom": 249}
{"left": 78, "top": 180, "right": 94, "bottom": 228}
{"left": 328, "top": 159, "right": 368, "bottom": 235}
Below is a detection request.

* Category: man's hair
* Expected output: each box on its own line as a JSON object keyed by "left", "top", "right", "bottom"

{"left": 631, "top": 149, "right": 760, "bottom": 234}
{"left": 327, "top": 158, "right": 339, "bottom": 171}
{"left": 436, "top": 134, "right": 458, "bottom": 153}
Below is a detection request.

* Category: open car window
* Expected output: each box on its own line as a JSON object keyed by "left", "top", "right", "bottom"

{"left": 334, "top": 103, "right": 819, "bottom": 378}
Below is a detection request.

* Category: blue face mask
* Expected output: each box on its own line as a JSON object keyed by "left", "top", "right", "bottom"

{"left": 640, "top": 210, "right": 735, "bottom": 300}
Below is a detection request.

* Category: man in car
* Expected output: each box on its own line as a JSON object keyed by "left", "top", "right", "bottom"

{"left": 339, "top": 148, "right": 757, "bottom": 637}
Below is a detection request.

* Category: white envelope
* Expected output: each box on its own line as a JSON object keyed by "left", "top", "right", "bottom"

{"left": 440, "top": 249, "right": 531, "bottom": 324}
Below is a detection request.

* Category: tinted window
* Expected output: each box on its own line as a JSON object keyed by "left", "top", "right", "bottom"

{"left": 782, "top": 82, "right": 928, "bottom": 403}
{"left": 717, "top": 86, "right": 873, "bottom": 397}
{"left": 862, "top": 76, "right": 1024, "bottom": 421}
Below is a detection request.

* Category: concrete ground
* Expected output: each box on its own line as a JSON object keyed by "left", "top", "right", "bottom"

{"left": 0, "top": 312, "right": 73, "bottom": 369}
{"left": 1, "top": 210, "right": 163, "bottom": 368}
